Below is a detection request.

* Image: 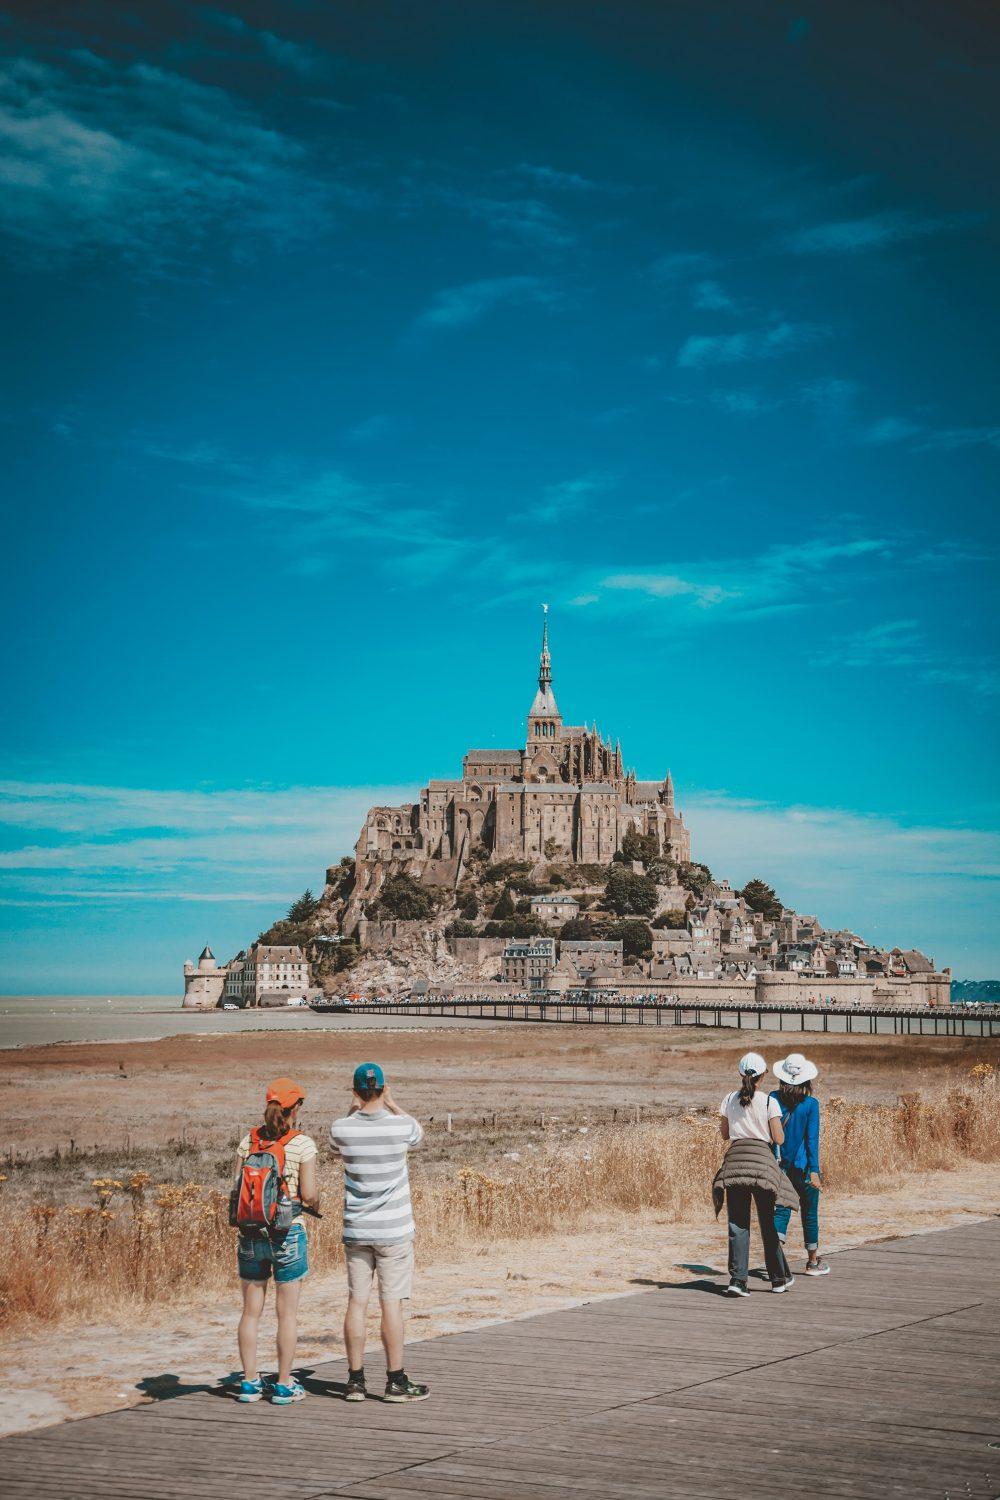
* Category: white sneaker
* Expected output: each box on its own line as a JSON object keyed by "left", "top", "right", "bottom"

{"left": 804, "top": 1260, "right": 831, "bottom": 1276}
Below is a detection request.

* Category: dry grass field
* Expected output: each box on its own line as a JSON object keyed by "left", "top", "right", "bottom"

{"left": 1, "top": 1022, "right": 998, "bottom": 1437}
{"left": 1, "top": 1024, "right": 998, "bottom": 1333}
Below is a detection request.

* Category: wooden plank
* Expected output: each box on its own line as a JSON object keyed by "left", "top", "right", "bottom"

{"left": 0, "top": 1220, "right": 997, "bottom": 1500}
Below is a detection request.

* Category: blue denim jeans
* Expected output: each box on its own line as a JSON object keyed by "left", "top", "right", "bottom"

{"left": 773, "top": 1164, "right": 819, "bottom": 1251}
{"left": 237, "top": 1221, "right": 308, "bottom": 1283}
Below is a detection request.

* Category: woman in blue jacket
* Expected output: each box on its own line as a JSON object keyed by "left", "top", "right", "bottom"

{"left": 770, "top": 1053, "right": 830, "bottom": 1277}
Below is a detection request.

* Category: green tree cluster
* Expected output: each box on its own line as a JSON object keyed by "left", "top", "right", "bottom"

{"left": 371, "top": 874, "right": 438, "bottom": 921}
{"left": 491, "top": 883, "right": 516, "bottom": 920}
{"left": 605, "top": 919, "right": 653, "bottom": 963}
{"left": 446, "top": 919, "right": 479, "bottom": 940}
{"left": 652, "top": 908, "right": 688, "bottom": 930}
{"left": 620, "top": 826, "right": 660, "bottom": 865}
{"left": 739, "top": 878, "right": 783, "bottom": 921}
{"left": 483, "top": 917, "right": 545, "bottom": 938}
{"left": 457, "top": 889, "right": 479, "bottom": 919}
{"left": 604, "top": 864, "right": 658, "bottom": 916}
{"left": 677, "top": 861, "right": 713, "bottom": 898}
{"left": 287, "top": 888, "right": 320, "bottom": 924}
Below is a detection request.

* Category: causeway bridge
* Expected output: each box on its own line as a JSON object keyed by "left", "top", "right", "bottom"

{"left": 356, "top": 995, "right": 1000, "bottom": 1037}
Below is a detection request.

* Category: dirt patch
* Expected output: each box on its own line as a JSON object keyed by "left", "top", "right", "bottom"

{"left": 3, "top": 1026, "right": 997, "bottom": 1160}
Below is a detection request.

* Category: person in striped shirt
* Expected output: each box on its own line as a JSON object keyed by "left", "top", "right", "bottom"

{"left": 329, "top": 1062, "right": 429, "bottom": 1403}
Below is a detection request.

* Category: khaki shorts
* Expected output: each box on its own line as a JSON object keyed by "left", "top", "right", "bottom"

{"left": 345, "top": 1240, "right": 414, "bottom": 1302}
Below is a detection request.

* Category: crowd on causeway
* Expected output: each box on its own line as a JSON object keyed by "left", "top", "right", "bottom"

{"left": 228, "top": 1050, "right": 829, "bottom": 1406}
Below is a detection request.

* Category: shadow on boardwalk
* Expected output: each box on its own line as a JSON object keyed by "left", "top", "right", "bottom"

{"left": 4, "top": 1220, "right": 999, "bottom": 1499}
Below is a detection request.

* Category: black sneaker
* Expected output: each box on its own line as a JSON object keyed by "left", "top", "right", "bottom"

{"left": 771, "top": 1275, "right": 795, "bottom": 1293}
{"left": 344, "top": 1372, "right": 366, "bottom": 1402}
{"left": 384, "top": 1374, "right": 430, "bottom": 1402}
{"left": 725, "top": 1279, "right": 750, "bottom": 1297}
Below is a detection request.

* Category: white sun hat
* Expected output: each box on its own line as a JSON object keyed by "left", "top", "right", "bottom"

{"left": 738, "top": 1051, "right": 768, "bottom": 1077}
{"left": 773, "top": 1052, "right": 818, "bottom": 1085}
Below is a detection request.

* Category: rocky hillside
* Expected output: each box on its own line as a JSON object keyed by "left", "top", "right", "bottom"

{"left": 256, "top": 842, "right": 720, "bottom": 996}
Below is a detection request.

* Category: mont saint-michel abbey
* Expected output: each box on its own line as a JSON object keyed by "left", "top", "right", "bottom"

{"left": 354, "top": 613, "right": 691, "bottom": 885}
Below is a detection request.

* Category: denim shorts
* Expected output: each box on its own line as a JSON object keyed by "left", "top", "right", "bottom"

{"left": 237, "top": 1221, "right": 308, "bottom": 1284}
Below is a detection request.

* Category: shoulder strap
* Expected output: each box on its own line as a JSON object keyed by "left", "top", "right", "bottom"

{"left": 248, "top": 1127, "right": 295, "bottom": 1175}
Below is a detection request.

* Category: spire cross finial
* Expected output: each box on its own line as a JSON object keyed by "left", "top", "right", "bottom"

{"left": 539, "top": 604, "right": 552, "bottom": 687}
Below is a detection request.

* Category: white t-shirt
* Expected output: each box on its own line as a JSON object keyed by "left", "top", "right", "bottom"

{"left": 719, "top": 1089, "right": 781, "bottom": 1143}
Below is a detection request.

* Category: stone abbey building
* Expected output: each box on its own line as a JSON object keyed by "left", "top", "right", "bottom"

{"left": 351, "top": 611, "right": 691, "bottom": 891}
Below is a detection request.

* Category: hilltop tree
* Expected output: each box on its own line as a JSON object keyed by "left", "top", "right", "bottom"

{"left": 605, "top": 865, "right": 658, "bottom": 917}
{"left": 647, "top": 857, "right": 676, "bottom": 885}
{"left": 372, "top": 873, "right": 437, "bottom": 921}
{"left": 559, "top": 917, "right": 594, "bottom": 941}
{"left": 491, "top": 884, "right": 516, "bottom": 921}
{"left": 287, "top": 888, "right": 320, "bottom": 924}
{"left": 483, "top": 917, "right": 544, "bottom": 938}
{"left": 652, "top": 909, "right": 688, "bottom": 930}
{"left": 446, "top": 919, "right": 479, "bottom": 940}
{"left": 457, "top": 889, "right": 479, "bottom": 919}
{"left": 607, "top": 919, "right": 653, "bottom": 963}
{"left": 678, "top": 861, "right": 713, "bottom": 898}
{"left": 739, "top": 878, "right": 783, "bottom": 921}
{"left": 621, "top": 826, "right": 659, "bottom": 865}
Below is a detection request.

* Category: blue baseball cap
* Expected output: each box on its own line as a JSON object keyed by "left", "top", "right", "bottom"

{"left": 353, "top": 1061, "right": 385, "bottom": 1092}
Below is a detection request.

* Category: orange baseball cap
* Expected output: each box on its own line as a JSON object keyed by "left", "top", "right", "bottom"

{"left": 266, "top": 1077, "right": 305, "bottom": 1109}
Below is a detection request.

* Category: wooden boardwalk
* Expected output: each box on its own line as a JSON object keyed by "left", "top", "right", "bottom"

{"left": 4, "top": 1219, "right": 998, "bottom": 1499}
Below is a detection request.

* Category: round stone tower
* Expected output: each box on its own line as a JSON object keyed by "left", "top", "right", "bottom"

{"left": 182, "top": 946, "right": 225, "bottom": 1009}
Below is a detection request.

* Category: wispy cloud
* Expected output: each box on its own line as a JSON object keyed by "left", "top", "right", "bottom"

{"left": 914, "top": 426, "right": 1000, "bottom": 453}
{"left": 2, "top": 779, "right": 993, "bottom": 974}
{"left": 585, "top": 535, "right": 895, "bottom": 620}
{"left": 413, "top": 275, "right": 560, "bottom": 331}
{"left": 131, "top": 442, "right": 471, "bottom": 581}
{"left": 814, "top": 619, "right": 999, "bottom": 698}
{"left": 512, "top": 162, "right": 597, "bottom": 192}
{"left": 448, "top": 192, "right": 574, "bottom": 249}
{"left": 603, "top": 573, "right": 731, "bottom": 608}
{"left": 688, "top": 790, "right": 999, "bottom": 970}
{"left": 787, "top": 209, "right": 981, "bottom": 255}
{"left": 520, "top": 474, "right": 617, "bottom": 524}
{"left": 859, "top": 416, "right": 925, "bottom": 445}
{"left": 709, "top": 389, "right": 779, "bottom": 416}
{"left": 204, "top": 11, "right": 327, "bottom": 75}
{"left": 650, "top": 250, "right": 718, "bottom": 280}
{"left": 692, "top": 279, "right": 738, "bottom": 312}
{"left": 0, "top": 53, "right": 331, "bottom": 264}
{"left": 678, "top": 321, "right": 829, "bottom": 368}
{"left": 0, "top": 781, "right": 415, "bottom": 909}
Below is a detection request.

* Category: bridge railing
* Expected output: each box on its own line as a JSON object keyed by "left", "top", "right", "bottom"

{"left": 350, "top": 995, "right": 1000, "bottom": 1037}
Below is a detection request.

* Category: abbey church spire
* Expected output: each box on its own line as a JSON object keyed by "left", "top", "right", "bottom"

{"left": 527, "top": 604, "right": 562, "bottom": 745}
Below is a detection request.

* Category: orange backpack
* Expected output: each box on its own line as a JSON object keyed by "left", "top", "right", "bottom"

{"left": 229, "top": 1128, "right": 296, "bottom": 1237}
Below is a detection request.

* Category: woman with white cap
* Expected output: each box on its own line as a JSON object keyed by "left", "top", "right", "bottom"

{"left": 713, "top": 1053, "right": 796, "bottom": 1296}
{"left": 770, "top": 1053, "right": 829, "bottom": 1277}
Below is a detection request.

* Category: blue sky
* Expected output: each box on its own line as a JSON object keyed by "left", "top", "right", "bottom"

{"left": 1, "top": 1, "right": 998, "bottom": 990}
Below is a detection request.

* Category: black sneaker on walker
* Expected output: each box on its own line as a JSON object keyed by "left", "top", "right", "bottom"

{"left": 384, "top": 1372, "right": 430, "bottom": 1402}
{"left": 772, "top": 1275, "right": 795, "bottom": 1293}
{"left": 344, "top": 1371, "right": 367, "bottom": 1402}
{"left": 725, "top": 1279, "right": 750, "bottom": 1297}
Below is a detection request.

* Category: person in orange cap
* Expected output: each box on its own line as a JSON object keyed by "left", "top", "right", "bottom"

{"left": 231, "top": 1077, "right": 319, "bottom": 1405}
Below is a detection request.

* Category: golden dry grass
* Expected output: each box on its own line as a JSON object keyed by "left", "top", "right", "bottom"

{"left": 1, "top": 1067, "right": 997, "bottom": 1334}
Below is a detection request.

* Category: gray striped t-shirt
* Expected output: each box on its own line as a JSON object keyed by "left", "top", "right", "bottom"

{"left": 328, "top": 1108, "right": 424, "bottom": 1244}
